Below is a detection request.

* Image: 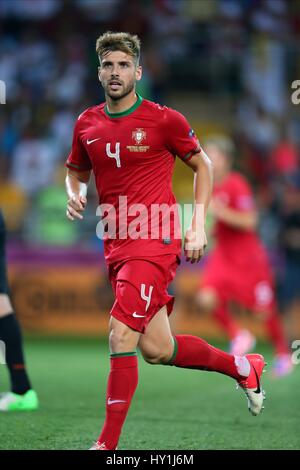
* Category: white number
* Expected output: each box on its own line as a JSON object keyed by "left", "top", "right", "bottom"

{"left": 106, "top": 142, "right": 121, "bottom": 167}
{"left": 141, "top": 284, "right": 153, "bottom": 311}
{"left": 291, "top": 80, "right": 300, "bottom": 105}
{"left": 0, "top": 340, "right": 6, "bottom": 364}
{"left": 291, "top": 340, "right": 300, "bottom": 365}
{"left": 0, "top": 80, "right": 6, "bottom": 104}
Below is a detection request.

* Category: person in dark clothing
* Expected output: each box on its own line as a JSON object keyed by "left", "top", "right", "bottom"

{"left": 0, "top": 210, "right": 38, "bottom": 411}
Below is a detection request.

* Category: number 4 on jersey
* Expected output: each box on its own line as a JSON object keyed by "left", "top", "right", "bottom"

{"left": 106, "top": 143, "right": 121, "bottom": 168}
{"left": 141, "top": 284, "right": 153, "bottom": 311}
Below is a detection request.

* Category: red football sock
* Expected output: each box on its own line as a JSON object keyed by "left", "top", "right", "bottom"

{"left": 97, "top": 353, "right": 138, "bottom": 450}
{"left": 213, "top": 300, "right": 240, "bottom": 339}
{"left": 265, "top": 308, "right": 289, "bottom": 355}
{"left": 171, "top": 335, "right": 243, "bottom": 380}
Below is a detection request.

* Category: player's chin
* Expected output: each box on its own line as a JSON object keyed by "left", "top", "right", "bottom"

{"left": 106, "top": 88, "right": 124, "bottom": 99}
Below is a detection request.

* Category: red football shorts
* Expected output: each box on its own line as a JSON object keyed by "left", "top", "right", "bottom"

{"left": 108, "top": 254, "right": 179, "bottom": 333}
{"left": 200, "top": 246, "right": 276, "bottom": 313}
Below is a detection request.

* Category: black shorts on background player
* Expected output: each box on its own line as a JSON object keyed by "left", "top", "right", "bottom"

{"left": 0, "top": 211, "right": 9, "bottom": 295}
{"left": 0, "top": 210, "right": 38, "bottom": 410}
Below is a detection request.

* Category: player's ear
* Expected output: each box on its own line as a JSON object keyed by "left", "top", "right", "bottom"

{"left": 98, "top": 66, "right": 102, "bottom": 82}
{"left": 136, "top": 65, "right": 142, "bottom": 82}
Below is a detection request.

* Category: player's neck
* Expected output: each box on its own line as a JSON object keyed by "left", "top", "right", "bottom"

{"left": 105, "top": 90, "right": 138, "bottom": 115}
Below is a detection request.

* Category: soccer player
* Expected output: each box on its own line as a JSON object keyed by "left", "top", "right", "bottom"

{"left": 0, "top": 209, "right": 39, "bottom": 411}
{"left": 65, "top": 32, "right": 266, "bottom": 451}
{"left": 196, "top": 136, "right": 293, "bottom": 377}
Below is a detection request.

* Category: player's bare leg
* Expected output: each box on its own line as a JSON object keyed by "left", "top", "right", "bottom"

{"left": 138, "top": 306, "right": 174, "bottom": 364}
{"left": 0, "top": 294, "right": 13, "bottom": 316}
{"left": 91, "top": 317, "right": 140, "bottom": 450}
{"left": 197, "top": 288, "right": 256, "bottom": 356}
{"left": 255, "top": 308, "right": 293, "bottom": 377}
{"left": 0, "top": 295, "right": 38, "bottom": 411}
{"left": 139, "top": 306, "right": 266, "bottom": 417}
{"left": 109, "top": 316, "right": 141, "bottom": 353}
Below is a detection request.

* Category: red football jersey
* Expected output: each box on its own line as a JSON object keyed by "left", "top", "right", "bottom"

{"left": 66, "top": 94, "right": 201, "bottom": 264}
{"left": 213, "top": 171, "right": 266, "bottom": 261}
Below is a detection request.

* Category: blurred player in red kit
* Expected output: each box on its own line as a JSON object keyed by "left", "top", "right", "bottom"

{"left": 65, "top": 32, "right": 267, "bottom": 450}
{"left": 197, "top": 136, "right": 293, "bottom": 377}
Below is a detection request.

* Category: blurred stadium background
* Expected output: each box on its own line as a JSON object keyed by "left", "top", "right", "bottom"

{"left": 0, "top": 0, "right": 300, "bottom": 451}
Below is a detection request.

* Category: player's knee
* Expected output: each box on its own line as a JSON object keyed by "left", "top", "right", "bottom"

{"left": 109, "top": 327, "right": 133, "bottom": 352}
{"left": 197, "top": 289, "right": 218, "bottom": 311}
{"left": 108, "top": 315, "right": 140, "bottom": 353}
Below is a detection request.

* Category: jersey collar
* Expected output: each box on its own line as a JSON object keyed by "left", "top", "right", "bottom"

{"left": 104, "top": 93, "right": 143, "bottom": 118}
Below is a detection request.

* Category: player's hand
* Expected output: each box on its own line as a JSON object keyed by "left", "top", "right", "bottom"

{"left": 184, "top": 228, "right": 207, "bottom": 263}
{"left": 66, "top": 195, "right": 87, "bottom": 221}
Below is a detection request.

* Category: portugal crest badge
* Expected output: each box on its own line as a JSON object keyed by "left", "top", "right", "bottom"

{"left": 132, "top": 128, "right": 146, "bottom": 145}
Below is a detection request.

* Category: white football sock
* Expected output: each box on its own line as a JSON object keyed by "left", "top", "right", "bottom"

{"left": 234, "top": 355, "right": 251, "bottom": 377}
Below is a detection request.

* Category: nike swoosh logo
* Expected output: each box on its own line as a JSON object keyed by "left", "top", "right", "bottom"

{"left": 132, "top": 312, "right": 146, "bottom": 318}
{"left": 252, "top": 365, "right": 261, "bottom": 394}
{"left": 87, "top": 138, "right": 101, "bottom": 145}
{"left": 107, "top": 398, "right": 127, "bottom": 405}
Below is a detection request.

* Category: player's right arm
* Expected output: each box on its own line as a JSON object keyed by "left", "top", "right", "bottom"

{"left": 65, "top": 169, "right": 91, "bottom": 221}
{"left": 65, "top": 112, "right": 93, "bottom": 221}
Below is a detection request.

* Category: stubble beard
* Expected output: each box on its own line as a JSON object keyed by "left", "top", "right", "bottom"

{"left": 105, "top": 80, "right": 136, "bottom": 102}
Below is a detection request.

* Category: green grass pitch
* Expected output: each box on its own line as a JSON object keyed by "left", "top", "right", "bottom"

{"left": 0, "top": 337, "right": 299, "bottom": 450}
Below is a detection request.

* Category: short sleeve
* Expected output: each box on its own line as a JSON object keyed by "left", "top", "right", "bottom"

{"left": 164, "top": 108, "right": 201, "bottom": 161}
{"left": 232, "top": 175, "right": 255, "bottom": 211}
{"left": 65, "top": 117, "right": 92, "bottom": 172}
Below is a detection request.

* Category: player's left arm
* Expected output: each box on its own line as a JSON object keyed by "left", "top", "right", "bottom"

{"left": 164, "top": 107, "right": 213, "bottom": 262}
{"left": 183, "top": 150, "right": 214, "bottom": 263}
